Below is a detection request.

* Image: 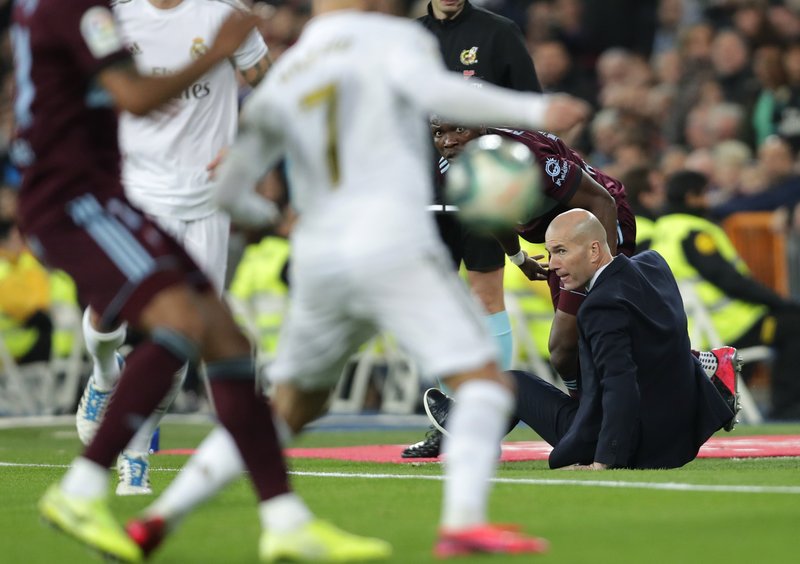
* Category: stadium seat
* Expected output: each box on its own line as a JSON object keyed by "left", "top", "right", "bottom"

{"left": 722, "top": 211, "right": 789, "bottom": 296}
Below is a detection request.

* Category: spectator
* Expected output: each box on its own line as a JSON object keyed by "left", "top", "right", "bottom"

{"left": 651, "top": 170, "right": 800, "bottom": 420}
{"left": 712, "top": 135, "right": 800, "bottom": 218}
{"left": 0, "top": 217, "right": 52, "bottom": 364}
{"left": 531, "top": 39, "right": 596, "bottom": 105}
{"left": 619, "top": 165, "right": 666, "bottom": 251}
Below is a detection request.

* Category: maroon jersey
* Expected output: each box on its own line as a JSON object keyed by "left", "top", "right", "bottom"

{"left": 10, "top": 0, "right": 131, "bottom": 233}
{"left": 491, "top": 128, "right": 632, "bottom": 244}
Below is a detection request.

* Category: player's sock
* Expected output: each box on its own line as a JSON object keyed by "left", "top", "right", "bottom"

{"left": 146, "top": 426, "right": 243, "bottom": 525}
{"left": 61, "top": 456, "right": 109, "bottom": 498}
{"left": 484, "top": 310, "right": 513, "bottom": 370}
{"left": 259, "top": 492, "right": 314, "bottom": 534}
{"left": 83, "top": 342, "right": 186, "bottom": 469}
{"left": 207, "top": 359, "right": 290, "bottom": 502}
{"left": 440, "top": 379, "right": 513, "bottom": 529}
{"left": 83, "top": 308, "right": 127, "bottom": 391}
{"left": 124, "top": 364, "right": 188, "bottom": 454}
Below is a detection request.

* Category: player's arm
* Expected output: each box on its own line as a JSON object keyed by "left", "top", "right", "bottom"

{"left": 387, "top": 31, "right": 589, "bottom": 134}
{"left": 213, "top": 96, "right": 283, "bottom": 229}
{"left": 238, "top": 52, "right": 273, "bottom": 87}
{"left": 563, "top": 171, "right": 618, "bottom": 255}
{"left": 98, "top": 12, "right": 259, "bottom": 115}
{"left": 493, "top": 229, "right": 548, "bottom": 281}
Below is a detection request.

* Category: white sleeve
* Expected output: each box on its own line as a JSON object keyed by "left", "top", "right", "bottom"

{"left": 233, "top": 29, "right": 269, "bottom": 71}
{"left": 213, "top": 96, "right": 283, "bottom": 229}
{"left": 387, "top": 28, "right": 548, "bottom": 130}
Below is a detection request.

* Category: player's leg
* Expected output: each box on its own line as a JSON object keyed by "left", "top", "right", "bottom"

{"left": 131, "top": 274, "right": 391, "bottom": 561}
{"left": 547, "top": 270, "right": 584, "bottom": 397}
{"left": 257, "top": 281, "right": 391, "bottom": 562}
{"left": 35, "top": 195, "right": 221, "bottom": 560}
{"left": 75, "top": 308, "right": 127, "bottom": 445}
{"left": 116, "top": 213, "right": 229, "bottom": 495}
{"left": 364, "top": 251, "right": 547, "bottom": 556}
{"left": 404, "top": 223, "right": 512, "bottom": 459}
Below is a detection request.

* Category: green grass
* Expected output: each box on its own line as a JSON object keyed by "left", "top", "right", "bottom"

{"left": 1, "top": 422, "right": 799, "bottom": 563}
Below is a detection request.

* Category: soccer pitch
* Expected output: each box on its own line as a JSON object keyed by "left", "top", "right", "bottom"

{"left": 1, "top": 420, "right": 799, "bottom": 563}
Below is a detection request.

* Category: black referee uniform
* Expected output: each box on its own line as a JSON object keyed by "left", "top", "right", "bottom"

{"left": 419, "top": 1, "right": 541, "bottom": 272}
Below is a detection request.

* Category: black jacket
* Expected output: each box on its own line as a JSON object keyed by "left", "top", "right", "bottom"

{"left": 418, "top": 1, "right": 540, "bottom": 92}
{"left": 550, "top": 252, "right": 733, "bottom": 469}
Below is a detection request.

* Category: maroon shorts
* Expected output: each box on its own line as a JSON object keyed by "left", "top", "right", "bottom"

{"left": 548, "top": 213, "right": 637, "bottom": 315}
{"left": 24, "top": 193, "right": 211, "bottom": 328}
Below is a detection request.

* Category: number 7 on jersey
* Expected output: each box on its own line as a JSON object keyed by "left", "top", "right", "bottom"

{"left": 301, "top": 83, "right": 340, "bottom": 186}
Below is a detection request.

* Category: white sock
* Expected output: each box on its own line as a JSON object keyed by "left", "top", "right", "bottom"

{"left": 125, "top": 364, "right": 188, "bottom": 454}
{"left": 146, "top": 426, "right": 244, "bottom": 525}
{"left": 698, "top": 351, "right": 718, "bottom": 379}
{"left": 61, "top": 457, "right": 109, "bottom": 498}
{"left": 440, "top": 379, "right": 513, "bottom": 530}
{"left": 259, "top": 492, "right": 313, "bottom": 534}
{"left": 82, "top": 308, "right": 127, "bottom": 391}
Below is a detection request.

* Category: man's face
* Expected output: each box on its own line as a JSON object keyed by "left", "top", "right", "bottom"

{"left": 545, "top": 228, "right": 596, "bottom": 292}
{"left": 430, "top": 122, "right": 482, "bottom": 160}
{"left": 431, "top": 0, "right": 466, "bottom": 19}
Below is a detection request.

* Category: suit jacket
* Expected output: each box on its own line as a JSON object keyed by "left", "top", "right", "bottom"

{"left": 549, "top": 251, "right": 733, "bottom": 469}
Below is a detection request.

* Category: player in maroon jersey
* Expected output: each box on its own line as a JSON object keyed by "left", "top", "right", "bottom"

{"left": 431, "top": 120, "right": 636, "bottom": 396}
{"left": 9, "top": 1, "right": 386, "bottom": 561}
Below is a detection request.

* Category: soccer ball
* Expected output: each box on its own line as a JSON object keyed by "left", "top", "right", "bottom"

{"left": 444, "top": 134, "right": 543, "bottom": 230}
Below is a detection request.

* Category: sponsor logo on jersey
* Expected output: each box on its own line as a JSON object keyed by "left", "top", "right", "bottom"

{"left": 190, "top": 37, "right": 209, "bottom": 60}
{"left": 459, "top": 46, "right": 479, "bottom": 66}
{"left": 462, "top": 70, "right": 475, "bottom": 79}
{"left": 80, "top": 6, "right": 124, "bottom": 59}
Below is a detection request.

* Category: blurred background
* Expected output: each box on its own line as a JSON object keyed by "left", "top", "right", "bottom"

{"left": 2, "top": 0, "right": 800, "bottom": 423}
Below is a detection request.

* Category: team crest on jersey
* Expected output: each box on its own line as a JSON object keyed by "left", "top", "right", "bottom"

{"left": 190, "top": 38, "right": 209, "bottom": 60}
{"left": 545, "top": 158, "right": 569, "bottom": 186}
{"left": 544, "top": 158, "right": 561, "bottom": 179}
{"left": 460, "top": 46, "right": 479, "bottom": 66}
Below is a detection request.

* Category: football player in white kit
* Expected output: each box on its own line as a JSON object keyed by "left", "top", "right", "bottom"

{"left": 122, "top": 0, "right": 588, "bottom": 558}
{"left": 75, "top": 0, "right": 271, "bottom": 495}
{"left": 123, "top": 0, "right": 591, "bottom": 558}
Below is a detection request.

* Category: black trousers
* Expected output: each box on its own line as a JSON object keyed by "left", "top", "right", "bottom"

{"left": 507, "top": 370, "right": 579, "bottom": 447}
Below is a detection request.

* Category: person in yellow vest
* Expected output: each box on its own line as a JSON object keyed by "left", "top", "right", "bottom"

{"left": 651, "top": 170, "right": 800, "bottom": 420}
{"left": 229, "top": 230, "right": 291, "bottom": 358}
{"left": 0, "top": 218, "right": 52, "bottom": 364}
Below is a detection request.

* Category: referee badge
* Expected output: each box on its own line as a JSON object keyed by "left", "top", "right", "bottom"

{"left": 460, "top": 46, "right": 479, "bottom": 66}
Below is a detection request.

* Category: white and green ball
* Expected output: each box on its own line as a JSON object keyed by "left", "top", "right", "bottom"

{"left": 445, "top": 134, "right": 543, "bottom": 230}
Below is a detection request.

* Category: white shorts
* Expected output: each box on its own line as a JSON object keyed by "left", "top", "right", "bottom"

{"left": 152, "top": 211, "right": 230, "bottom": 294}
{"left": 268, "top": 250, "right": 497, "bottom": 390}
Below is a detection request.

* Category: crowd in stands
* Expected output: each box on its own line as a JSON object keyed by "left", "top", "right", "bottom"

{"left": 2, "top": 0, "right": 800, "bottom": 418}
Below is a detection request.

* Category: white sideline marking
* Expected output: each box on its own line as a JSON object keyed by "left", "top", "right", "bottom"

{"left": 2, "top": 461, "right": 799, "bottom": 495}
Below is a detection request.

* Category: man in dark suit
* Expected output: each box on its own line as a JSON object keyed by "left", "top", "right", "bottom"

{"left": 429, "top": 209, "right": 739, "bottom": 469}
{"left": 534, "top": 209, "right": 737, "bottom": 468}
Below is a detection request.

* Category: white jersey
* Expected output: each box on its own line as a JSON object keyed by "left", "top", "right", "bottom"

{"left": 114, "top": 0, "right": 268, "bottom": 220}
{"left": 216, "top": 11, "right": 550, "bottom": 270}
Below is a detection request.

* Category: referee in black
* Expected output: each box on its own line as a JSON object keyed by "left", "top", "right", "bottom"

{"left": 403, "top": 0, "right": 543, "bottom": 458}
